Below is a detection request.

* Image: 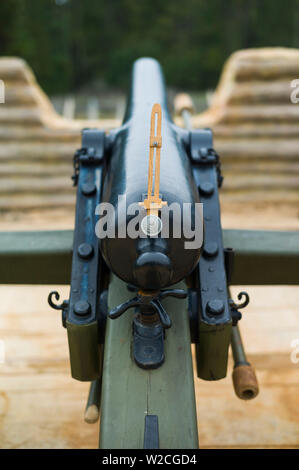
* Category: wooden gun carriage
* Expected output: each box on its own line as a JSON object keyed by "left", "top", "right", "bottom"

{"left": 0, "top": 58, "right": 298, "bottom": 449}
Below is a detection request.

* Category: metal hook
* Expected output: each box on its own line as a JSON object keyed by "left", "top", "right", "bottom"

{"left": 48, "top": 291, "right": 69, "bottom": 328}
{"left": 231, "top": 291, "right": 250, "bottom": 310}
{"left": 48, "top": 291, "right": 66, "bottom": 311}
{"left": 236, "top": 291, "right": 250, "bottom": 309}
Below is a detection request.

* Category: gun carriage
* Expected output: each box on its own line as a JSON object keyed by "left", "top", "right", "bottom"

{"left": 1, "top": 58, "right": 299, "bottom": 449}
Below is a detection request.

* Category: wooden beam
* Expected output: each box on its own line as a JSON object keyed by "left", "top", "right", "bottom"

{"left": 0, "top": 230, "right": 72, "bottom": 285}
{"left": 223, "top": 229, "right": 299, "bottom": 285}
{"left": 99, "top": 276, "right": 198, "bottom": 449}
{"left": 0, "top": 229, "right": 298, "bottom": 285}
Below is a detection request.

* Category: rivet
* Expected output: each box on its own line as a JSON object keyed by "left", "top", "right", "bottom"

{"left": 81, "top": 182, "right": 96, "bottom": 196}
{"left": 78, "top": 243, "right": 94, "bottom": 259}
{"left": 87, "top": 147, "right": 96, "bottom": 157}
{"left": 198, "top": 181, "right": 214, "bottom": 196}
{"left": 203, "top": 241, "right": 218, "bottom": 258}
{"left": 206, "top": 299, "right": 224, "bottom": 316}
{"left": 74, "top": 300, "right": 91, "bottom": 316}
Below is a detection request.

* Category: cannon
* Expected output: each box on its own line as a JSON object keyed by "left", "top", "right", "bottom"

{"left": 49, "top": 58, "right": 246, "bottom": 380}
{"left": 1, "top": 56, "right": 299, "bottom": 450}
{"left": 47, "top": 57, "right": 260, "bottom": 447}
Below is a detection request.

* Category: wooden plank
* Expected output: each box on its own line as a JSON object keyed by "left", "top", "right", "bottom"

{"left": 0, "top": 194, "right": 75, "bottom": 210}
{"left": 0, "top": 107, "right": 44, "bottom": 125}
{"left": 0, "top": 283, "right": 298, "bottom": 448}
{"left": 0, "top": 177, "right": 75, "bottom": 195}
{"left": 223, "top": 230, "right": 299, "bottom": 285}
{"left": 0, "top": 163, "right": 72, "bottom": 177}
{"left": 221, "top": 175, "right": 299, "bottom": 190}
{"left": 100, "top": 276, "right": 198, "bottom": 449}
{"left": 223, "top": 161, "right": 299, "bottom": 174}
{"left": 221, "top": 191, "right": 299, "bottom": 204}
{"left": 0, "top": 230, "right": 73, "bottom": 285}
{"left": 227, "top": 80, "right": 296, "bottom": 104}
{"left": 215, "top": 139, "right": 299, "bottom": 159}
{"left": 0, "top": 142, "right": 77, "bottom": 160}
{"left": 195, "top": 355, "right": 299, "bottom": 448}
{"left": 214, "top": 105, "right": 299, "bottom": 123}
{"left": 0, "top": 126, "right": 80, "bottom": 142}
{"left": 0, "top": 285, "right": 98, "bottom": 449}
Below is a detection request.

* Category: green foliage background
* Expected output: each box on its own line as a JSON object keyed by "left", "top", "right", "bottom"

{"left": 0, "top": 0, "right": 298, "bottom": 94}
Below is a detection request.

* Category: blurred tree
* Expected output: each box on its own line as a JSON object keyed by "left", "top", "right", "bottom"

{"left": 0, "top": 0, "right": 296, "bottom": 94}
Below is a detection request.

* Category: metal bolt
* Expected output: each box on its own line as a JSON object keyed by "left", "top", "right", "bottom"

{"left": 87, "top": 147, "right": 96, "bottom": 157}
{"left": 78, "top": 243, "right": 94, "bottom": 259}
{"left": 81, "top": 182, "right": 96, "bottom": 196}
{"left": 198, "top": 181, "right": 214, "bottom": 196}
{"left": 203, "top": 241, "right": 218, "bottom": 258}
{"left": 199, "top": 148, "right": 208, "bottom": 158}
{"left": 74, "top": 300, "right": 91, "bottom": 316}
{"left": 206, "top": 299, "right": 225, "bottom": 316}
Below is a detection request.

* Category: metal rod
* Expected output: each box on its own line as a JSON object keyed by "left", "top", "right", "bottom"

{"left": 231, "top": 324, "right": 248, "bottom": 366}
{"left": 227, "top": 277, "right": 259, "bottom": 401}
{"left": 84, "top": 378, "right": 101, "bottom": 424}
{"left": 231, "top": 324, "right": 259, "bottom": 400}
{"left": 182, "top": 109, "right": 192, "bottom": 131}
{"left": 174, "top": 92, "right": 194, "bottom": 131}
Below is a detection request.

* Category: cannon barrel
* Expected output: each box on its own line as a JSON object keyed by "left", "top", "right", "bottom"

{"left": 123, "top": 57, "right": 170, "bottom": 123}
{"left": 100, "top": 58, "right": 201, "bottom": 290}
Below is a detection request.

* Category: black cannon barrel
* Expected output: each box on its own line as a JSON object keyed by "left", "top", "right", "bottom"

{"left": 100, "top": 58, "right": 201, "bottom": 290}
{"left": 123, "top": 57, "right": 170, "bottom": 122}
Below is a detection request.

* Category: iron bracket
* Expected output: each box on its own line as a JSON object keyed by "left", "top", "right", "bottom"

{"left": 189, "top": 128, "right": 231, "bottom": 380}
{"left": 49, "top": 128, "right": 108, "bottom": 381}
